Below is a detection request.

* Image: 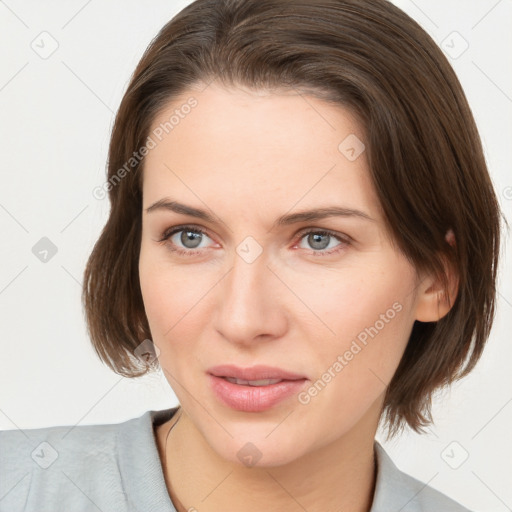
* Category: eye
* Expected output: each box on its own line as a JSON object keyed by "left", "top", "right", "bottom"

{"left": 157, "top": 225, "right": 216, "bottom": 256}
{"left": 295, "top": 229, "right": 350, "bottom": 256}
{"left": 157, "top": 225, "right": 350, "bottom": 257}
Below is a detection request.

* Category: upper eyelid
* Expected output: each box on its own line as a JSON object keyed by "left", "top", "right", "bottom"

{"left": 161, "top": 224, "right": 214, "bottom": 241}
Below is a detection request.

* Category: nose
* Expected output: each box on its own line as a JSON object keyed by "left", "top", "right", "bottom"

{"left": 213, "top": 244, "right": 288, "bottom": 347}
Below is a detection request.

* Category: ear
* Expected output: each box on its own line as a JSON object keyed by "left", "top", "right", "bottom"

{"left": 414, "top": 229, "right": 459, "bottom": 322}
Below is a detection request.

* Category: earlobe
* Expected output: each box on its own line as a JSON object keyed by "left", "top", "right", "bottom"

{"left": 414, "top": 229, "right": 459, "bottom": 322}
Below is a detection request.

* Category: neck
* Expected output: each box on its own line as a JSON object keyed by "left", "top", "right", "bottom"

{"left": 156, "top": 406, "right": 379, "bottom": 512}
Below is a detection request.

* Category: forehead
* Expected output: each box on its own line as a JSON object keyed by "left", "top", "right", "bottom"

{"left": 141, "top": 83, "right": 381, "bottom": 222}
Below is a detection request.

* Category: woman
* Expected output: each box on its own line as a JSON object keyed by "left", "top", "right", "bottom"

{"left": 0, "top": 0, "right": 502, "bottom": 511}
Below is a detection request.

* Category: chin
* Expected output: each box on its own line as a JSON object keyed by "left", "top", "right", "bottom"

{"left": 200, "top": 422, "right": 313, "bottom": 469}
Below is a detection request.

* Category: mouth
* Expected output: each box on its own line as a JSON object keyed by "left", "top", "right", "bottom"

{"left": 207, "top": 365, "right": 308, "bottom": 412}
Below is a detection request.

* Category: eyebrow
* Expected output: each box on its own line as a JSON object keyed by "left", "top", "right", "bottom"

{"left": 145, "top": 198, "right": 375, "bottom": 227}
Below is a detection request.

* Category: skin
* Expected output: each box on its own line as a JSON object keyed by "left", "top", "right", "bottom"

{"left": 138, "top": 81, "right": 457, "bottom": 512}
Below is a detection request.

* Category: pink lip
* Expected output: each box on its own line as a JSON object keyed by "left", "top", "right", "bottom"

{"left": 207, "top": 364, "right": 307, "bottom": 381}
{"left": 207, "top": 365, "right": 308, "bottom": 412}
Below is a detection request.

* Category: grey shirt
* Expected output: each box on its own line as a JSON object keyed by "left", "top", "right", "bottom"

{"left": 0, "top": 406, "right": 472, "bottom": 511}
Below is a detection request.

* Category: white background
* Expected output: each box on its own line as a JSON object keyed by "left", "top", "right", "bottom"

{"left": 0, "top": 1, "right": 511, "bottom": 510}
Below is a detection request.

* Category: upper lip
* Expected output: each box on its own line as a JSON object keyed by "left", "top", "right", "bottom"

{"left": 208, "top": 364, "right": 307, "bottom": 381}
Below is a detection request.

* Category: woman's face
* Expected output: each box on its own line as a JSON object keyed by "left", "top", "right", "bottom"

{"left": 139, "top": 82, "right": 423, "bottom": 466}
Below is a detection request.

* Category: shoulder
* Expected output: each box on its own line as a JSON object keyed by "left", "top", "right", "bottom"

{"left": 372, "top": 442, "right": 475, "bottom": 512}
{"left": 0, "top": 409, "right": 176, "bottom": 512}
{"left": 0, "top": 413, "right": 131, "bottom": 474}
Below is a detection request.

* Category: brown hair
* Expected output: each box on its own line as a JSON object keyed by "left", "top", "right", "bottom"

{"left": 82, "top": 0, "right": 503, "bottom": 436}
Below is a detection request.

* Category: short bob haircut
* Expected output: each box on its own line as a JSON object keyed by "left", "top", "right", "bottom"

{"left": 82, "top": 0, "right": 502, "bottom": 437}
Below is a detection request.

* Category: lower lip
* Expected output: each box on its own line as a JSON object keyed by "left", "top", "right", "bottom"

{"left": 208, "top": 375, "right": 308, "bottom": 412}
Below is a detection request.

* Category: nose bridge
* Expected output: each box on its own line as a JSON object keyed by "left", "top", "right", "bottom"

{"left": 214, "top": 238, "right": 285, "bottom": 343}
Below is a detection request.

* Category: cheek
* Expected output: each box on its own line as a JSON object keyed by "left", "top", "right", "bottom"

{"left": 294, "top": 257, "right": 416, "bottom": 395}
{"left": 139, "top": 245, "right": 183, "bottom": 339}
{"left": 290, "top": 257, "right": 415, "bottom": 342}
{"left": 138, "top": 245, "right": 216, "bottom": 354}
{"left": 290, "top": 285, "right": 414, "bottom": 454}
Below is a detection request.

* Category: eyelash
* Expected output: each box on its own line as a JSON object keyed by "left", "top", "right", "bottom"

{"left": 156, "top": 225, "right": 350, "bottom": 258}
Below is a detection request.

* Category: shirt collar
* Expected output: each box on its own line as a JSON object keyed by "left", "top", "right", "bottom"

{"left": 117, "top": 408, "right": 177, "bottom": 511}
{"left": 370, "top": 441, "right": 422, "bottom": 511}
